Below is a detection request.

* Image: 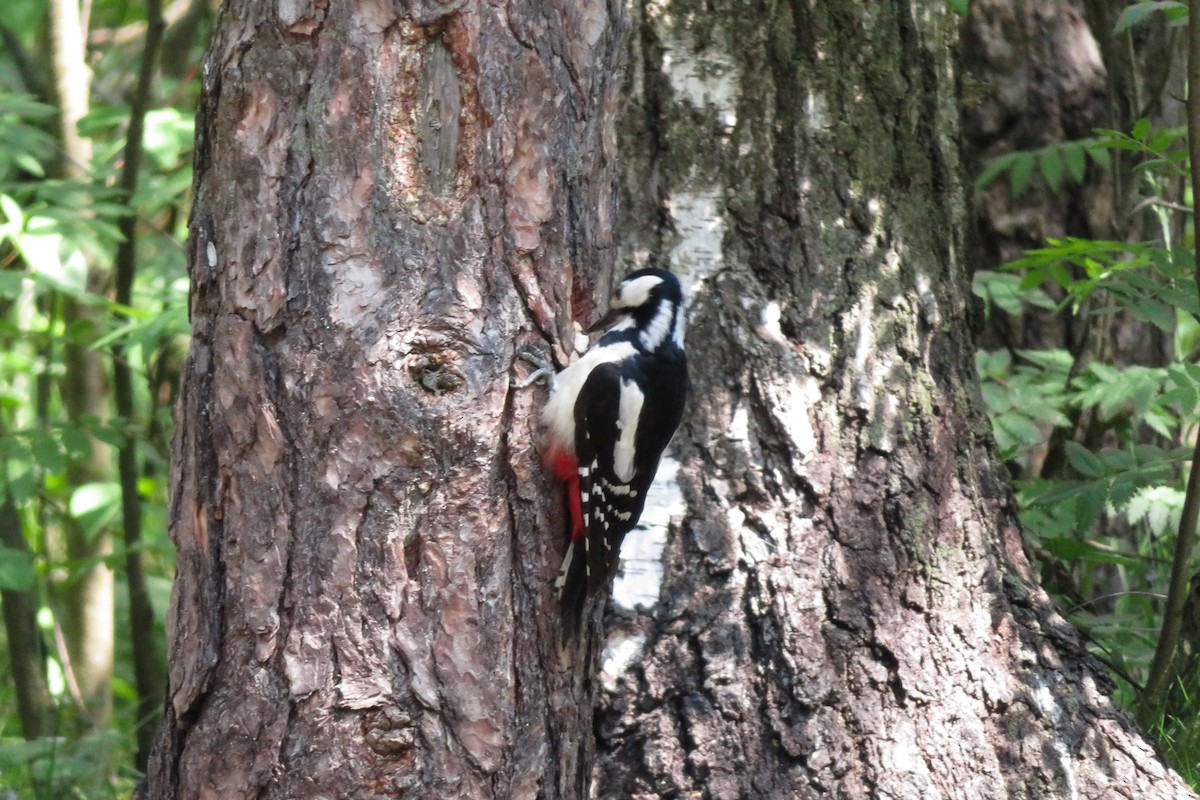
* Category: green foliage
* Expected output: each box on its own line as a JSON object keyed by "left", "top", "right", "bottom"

{"left": 975, "top": 138, "right": 1110, "bottom": 197}
{"left": 1114, "top": 1, "right": 1188, "bottom": 35}
{"left": 0, "top": 0, "right": 204, "bottom": 795}
{"left": 974, "top": 110, "right": 1200, "bottom": 781}
{"left": 976, "top": 120, "right": 1190, "bottom": 198}
{"left": 975, "top": 348, "right": 1071, "bottom": 458}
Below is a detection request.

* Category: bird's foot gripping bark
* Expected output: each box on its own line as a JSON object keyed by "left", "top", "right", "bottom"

{"left": 516, "top": 344, "right": 555, "bottom": 388}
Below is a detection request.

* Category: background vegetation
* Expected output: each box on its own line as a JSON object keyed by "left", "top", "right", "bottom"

{"left": 0, "top": 0, "right": 207, "bottom": 795}
{"left": 2, "top": 0, "right": 1200, "bottom": 796}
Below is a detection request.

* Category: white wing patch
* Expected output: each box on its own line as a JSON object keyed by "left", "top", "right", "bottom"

{"left": 613, "top": 378, "right": 645, "bottom": 483}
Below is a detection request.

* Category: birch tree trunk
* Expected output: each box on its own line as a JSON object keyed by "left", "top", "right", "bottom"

{"left": 51, "top": 0, "right": 116, "bottom": 731}
{"left": 595, "top": 2, "right": 1199, "bottom": 798}
{"left": 146, "top": 0, "right": 624, "bottom": 796}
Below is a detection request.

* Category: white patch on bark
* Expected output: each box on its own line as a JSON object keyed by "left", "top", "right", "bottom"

{"left": 728, "top": 401, "right": 750, "bottom": 443}
{"left": 915, "top": 270, "right": 941, "bottom": 326}
{"left": 664, "top": 190, "right": 723, "bottom": 307}
{"left": 1030, "top": 675, "right": 1080, "bottom": 800}
{"left": 758, "top": 300, "right": 785, "bottom": 344}
{"left": 612, "top": 456, "right": 682, "bottom": 610}
{"left": 849, "top": 283, "right": 905, "bottom": 452}
{"left": 760, "top": 375, "right": 821, "bottom": 466}
{"left": 643, "top": 11, "right": 733, "bottom": 333}
{"left": 600, "top": 631, "right": 648, "bottom": 693}
{"left": 805, "top": 88, "right": 828, "bottom": 130}
{"left": 654, "top": 13, "right": 737, "bottom": 132}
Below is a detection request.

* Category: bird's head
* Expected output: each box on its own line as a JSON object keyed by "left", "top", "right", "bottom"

{"left": 588, "top": 268, "right": 685, "bottom": 352}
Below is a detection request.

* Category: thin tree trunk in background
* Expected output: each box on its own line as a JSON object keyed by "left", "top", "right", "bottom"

{"left": 113, "top": 0, "right": 167, "bottom": 770}
{"left": 597, "top": 2, "right": 1197, "bottom": 797}
{"left": 0, "top": 485, "right": 55, "bottom": 739}
{"left": 49, "top": 0, "right": 115, "bottom": 730}
{"left": 146, "top": 0, "right": 624, "bottom": 797}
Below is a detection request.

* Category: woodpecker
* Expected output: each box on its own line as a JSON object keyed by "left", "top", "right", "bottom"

{"left": 539, "top": 268, "right": 688, "bottom": 630}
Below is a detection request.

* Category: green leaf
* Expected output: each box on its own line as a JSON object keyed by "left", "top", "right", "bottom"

{"left": 0, "top": 193, "right": 23, "bottom": 231}
{"left": 1010, "top": 153, "right": 1035, "bottom": 197}
{"left": 1017, "top": 348, "right": 1074, "bottom": 373}
{"left": 0, "top": 736, "right": 58, "bottom": 769}
{"left": 1128, "top": 486, "right": 1184, "bottom": 535}
{"left": 1074, "top": 482, "right": 1108, "bottom": 529}
{"left": 1062, "top": 142, "right": 1087, "bottom": 182}
{"left": 1109, "top": 475, "right": 1138, "bottom": 508}
{"left": 1026, "top": 481, "right": 1087, "bottom": 507}
{"left": 1114, "top": 2, "right": 1186, "bottom": 34}
{"left": 1099, "top": 449, "right": 1137, "bottom": 473}
{"left": 1040, "top": 536, "right": 1137, "bottom": 566}
{"left": 14, "top": 150, "right": 45, "bottom": 177}
{"left": 1064, "top": 441, "right": 1105, "bottom": 477}
{"left": 28, "top": 428, "right": 66, "bottom": 475}
{"left": 1130, "top": 298, "right": 1176, "bottom": 331}
{"left": 1087, "top": 146, "right": 1111, "bottom": 170}
{"left": 143, "top": 108, "right": 195, "bottom": 169}
{"left": 0, "top": 546, "right": 36, "bottom": 591}
{"left": 975, "top": 152, "right": 1014, "bottom": 192}
{"left": 69, "top": 482, "right": 122, "bottom": 541}
{"left": 1160, "top": 386, "right": 1199, "bottom": 410}
{"left": 1039, "top": 148, "right": 1064, "bottom": 192}
{"left": 2, "top": 442, "right": 36, "bottom": 503}
{"left": 994, "top": 412, "right": 1043, "bottom": 448}
{"left": 75, "top": 104, "right": 133, "bottom": 137}
{"left": 947, "top": 0, "right": 969, "bottom": 15}
{"left": 58, "top": 423, "right": 93, "bottom": 461}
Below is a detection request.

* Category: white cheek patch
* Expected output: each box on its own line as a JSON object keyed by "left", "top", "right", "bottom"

{"left": 616, "top": 274, "right": 664, "bottom": 309}
{"left": 640, "top": 301, "right": 675, "bottom": 351}
{"left": 613, "top": 378, "right": 645, "bottom": 483}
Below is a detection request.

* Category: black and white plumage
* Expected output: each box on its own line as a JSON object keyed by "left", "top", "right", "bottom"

{"left": 540, "top": 268, "right": 688, "bottom": 630}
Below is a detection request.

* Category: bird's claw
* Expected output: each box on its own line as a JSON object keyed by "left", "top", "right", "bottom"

{"left": 516, "top": 344, "right": 555, "bottom": 388}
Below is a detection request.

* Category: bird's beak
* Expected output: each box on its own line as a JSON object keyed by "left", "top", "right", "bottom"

{"left": 586, "top": 308, "right": 626, "bottom": 334}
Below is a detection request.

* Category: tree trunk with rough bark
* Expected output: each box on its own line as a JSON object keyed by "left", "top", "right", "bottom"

{"left": 146, "top": 0, "right": 624, "bottom": 797}
{"left": 148, "top": 0, "right": 1200, "bottom": 798}
{"left": 594, "top": 2, "right": 1199, "bottom": 799}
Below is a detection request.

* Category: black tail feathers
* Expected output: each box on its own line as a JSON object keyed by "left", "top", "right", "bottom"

{"left": 556, "top": 539, "right": 589, "bottom": 633}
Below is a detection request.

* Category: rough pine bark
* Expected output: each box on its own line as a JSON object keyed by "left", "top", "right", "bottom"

{"left": 595, "top": 2, "right": 1198, "bottom": 799}
{"left": 146, "top": 0, "right": 626, "bottom": 797}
